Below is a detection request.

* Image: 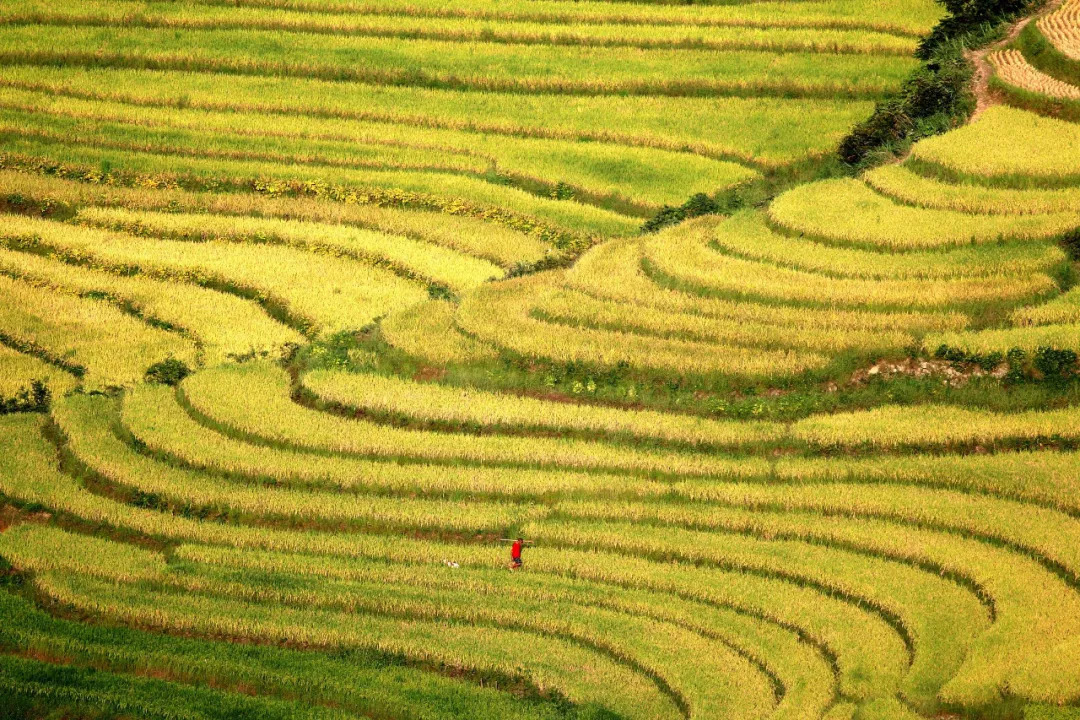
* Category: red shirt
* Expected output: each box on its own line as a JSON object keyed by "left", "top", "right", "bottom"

{"left": 511, "top": 541, "right": 523, "bottom": 560}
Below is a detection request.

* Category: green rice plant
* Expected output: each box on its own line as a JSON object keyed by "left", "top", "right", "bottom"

{"left": 0, "top": 102, "right": 494, "bottom": 178}
{"left": 526, "top": 512, "right": 1080, "bottom": 707}
{"left": 170, "top": 546, "right": 835, "bottom": 720}
{"left": 0, "top": 85, "right": 760, "bottom": 212}
{"left": 0, "top": 524, "right": 167, "bottom": 582}
{"left": 0, "top": 64, "right": 879, "bottom": 166}
{"left": 58, "top": 393, "right": 546, "bottom": 533}
{"left": 909, "top": 106, "right": 1080, "bottom": 184}
{"left": 0, "top": 212, "right": 427, "bottom": 335}
{"left": 300, "top": 368, "right": 784, "bottom": 447}
{"left": 923, "top": 324, "right": 1080, "bottom": 355}
{"left": 768, "top": 179, "right": 1080, "bottom": 250}
{"left": 152, "top": 567, "right": 779, "bottom": 720}
{"left": 0, "top": 418, "right": 892, "bottom": 708}
{"left": 455, "top": 273, "right": 831, "bottom": 378}
{"left": 535, "top": 287, "right": 914, "bottom": 353}
{"left": 643, "top": 215, "right": 1058, "bottom": 310}
{"left": 565, "top": 239, "right": 968, "bottom": 334}
{"left": 122, "top": 383, "right": 770, "bottom": 499}
{"left": 0, "top": 652, "right": 358, "bottom": 720}
{"left": 177, "top": 542, "right": 904, "bottom": 709}
{"left": 791, "top": 404, "right": 1080, "bottom": 448}
{"left": 0, "top": 270, "right": 196, "bottom": 390}
{"left": 380, "top": 300, "right": 501, "bottom": 365}
{"left": 864, "top": 164, "right": 1080, "bottom": 215}
{"left": 0, "top": 25, "right": 919, "bottom": 98}
{"left": 6, "top": 0, "right": 921, "bottom": 55}
{"left": 0, "top": 342, "right": 77, "bottom": 398}
{"left": 1, "top": 525, "right": 780, "bottom": 720}
{"left": 75, "top": 206, "right": 503, "bottom": 293}
{"left": 70, "top": 0, "right": 941, "bottom": 37}
{"left": 181, "top": 361, "right": 783, "bottom": 476}
{"left": 0, "top": 412, "right": 525, "bottom": 559}
{"left": 0, "top": 245, "right": 302, "bottom": 363}
{"left": 35, "top": 570, "right": 683, "bottom": 720}
{"left": 4, "top": 134, "right": 639, "bottom": 239}
{"left": 0, "top": 589, "right": 564, "bottom": 720}
{"left": 0, "top": 167, "right": 553, "bottom": 268}
{"left": 709, "top": 209, "right": 1066, "bottom": 279}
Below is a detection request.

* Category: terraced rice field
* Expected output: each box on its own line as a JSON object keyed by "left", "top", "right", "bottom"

{"left": 3, "top": 0, "right": 1080, "bottom": 719}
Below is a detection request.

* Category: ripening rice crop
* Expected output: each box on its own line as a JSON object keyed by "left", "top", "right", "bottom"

{"left": 989, "top": 49, "right": 1080, "bottom": 100}
{"left": 456, "top": 272, "right": 831, "bottom": 377}
{"left": 768, "top": 178, "right": 1080, "bottom": 249}
{"left": 6, "top": 132, "right": 640, "bottom": 238}
{"left": 910, "top": 105, "right": 1080, "bottom": 181}
{"left": 121, "top": 383, "right": 771, "bottom": 499}
{"left": 864, "top": 164, "right": 1080, "bottom": 215}
{"left": 0, "top": 524, "right": 167, "bottom": 583}
{"left": 708, "top": 208, "right": 1066, "bottom": 278}
{"left": 0, "top": 64, "right": 879, "bottom": 167}
{"left": 301, "top": 368, "right": 784, "bottom": 446}
{"left": 566, "top": 239, "right": 968, "bottom": 334}
{"left": 777, "top": 449, "right": 1080, "bottom": 513}
{"left": 924, "top": 324, "right": 1080, "bottom": 355}
{"left": 75, "top": 206, "right": 504, "bottom": 293}
{"left": 0, "top": 168, "right": 552, "bottom": 269}
{"left": 139, "top": 570, "right": 781, "bottom": 720}
{"left": 527, "top": 514, "right": 989, "bottom": 708}
{"left": 29, "top": 568, "right": 682, "bottom": 720}
{"left": 530, "top": 511, "right": 1080, "bottom": 707}
{"left": 1039, "top": 0, "right": 1080, "bottom": 60}
{"left": 58, "top": 393, "right": 546, "bottom": 532}
{"left": 0, "top": 343, "right": 77, "bottom": 398}
{"left": 535, "top": 287, "right": 914, "bottom": 353}
{"left": 0, "top": 25, "right": 919, "bottom": 98}
{"left": 792, "top": 403, "right": 1080, "bottom": 448}
{"left": 0, "top": 272, "right": 195, "bottom": 390}
{"left": 0, "top": 585, "right": 555, "bottom": 720}
{"left": 1011, "top": 287, "right": 1080, "bottom": 325}
{"left": 2, "top": 103, "right": 488, "bottom": 176}
{"left": 5, "top": 0, "right": 920, "bottom": 56}
{"left": 21, "top": 0, "right": 941, "bottom": 38}
{"left": 1, "top": 86, "right": 760, "bottom": 212}
{"left": 0, "top": 246, "right": 302, "bottom": 363}
{"left": 182, "top": 362, "right": 786, "bottom": 476}
{"left": 380, "top": 300, "right": 500, "bottom": 365}
{"left": 175, "top": 542, "right": 898, "bottom": 710}
{"left": 644, "top": 215, "right": 1057, "bottom": 309}
{"left": 0, "top": 213, "right": 427, "bottom": 335}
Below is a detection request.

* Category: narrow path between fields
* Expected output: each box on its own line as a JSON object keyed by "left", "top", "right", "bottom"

{"left": 967, "top": 0, "right": 1065, "bottom": 121}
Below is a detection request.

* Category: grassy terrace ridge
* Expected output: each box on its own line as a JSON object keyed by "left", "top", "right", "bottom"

{"left": 7, "top": 0, "right": 1080, "bottom": 719}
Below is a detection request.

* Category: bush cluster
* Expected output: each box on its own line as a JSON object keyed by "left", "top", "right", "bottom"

{"left": 934, "top": 343, "right": 1079, "bottom": 381}
{"left": 0, "top": 380, "right": 49, "bottom": 415}
{"left": 144, "top": 358, "right": 192, "bottom": 386}
{"left": 839, "top": 0, "right": 1034, "bottom": 166}
{"left": 640, "top": 193, "right": 719, "bottom": 234}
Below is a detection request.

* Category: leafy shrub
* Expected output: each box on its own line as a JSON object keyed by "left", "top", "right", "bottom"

{"left": 0, "top": 379, "right": 49, "bottom": 414}
{"left": 641, "top": 193, "right": 720, "bottom": 234}
{"left": 1034, "top": 346, "right": 1078, "bottom": 379}
{"left": 840, "top": 0, "right": 1033, "bottom": 167}
{"left": 144, "top": 358, "right": 192, "bottom": 386}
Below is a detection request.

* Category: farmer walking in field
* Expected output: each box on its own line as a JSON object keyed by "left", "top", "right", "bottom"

{"left": 510, "top": 537, "right": 525, "bottom": 570}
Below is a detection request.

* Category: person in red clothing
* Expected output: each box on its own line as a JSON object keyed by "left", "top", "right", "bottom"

{"left": 509, "top": 537, "right": 524, "bottom": 570}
